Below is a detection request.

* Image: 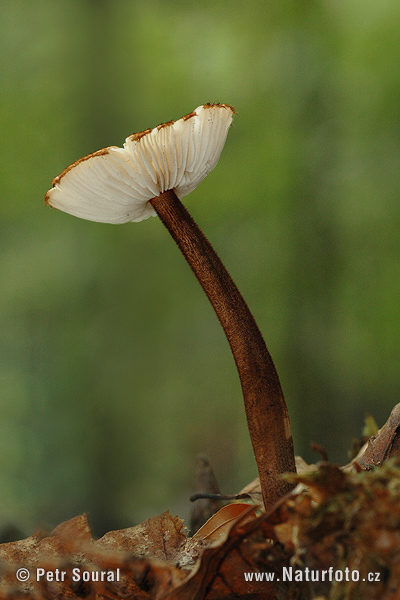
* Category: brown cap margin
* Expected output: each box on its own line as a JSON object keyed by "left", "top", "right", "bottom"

{"left": 45, "top": 147, "right": 117, "bottom": 205}
{"left": 127, "top": 104, "right": 236, "bottom": 141}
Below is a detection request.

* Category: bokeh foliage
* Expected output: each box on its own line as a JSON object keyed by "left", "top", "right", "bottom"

{"left": 1, "top": 0, "right": 400, "bottom": 536}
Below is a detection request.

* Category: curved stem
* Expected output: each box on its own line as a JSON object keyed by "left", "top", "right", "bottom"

{"left": 150, "top": 189, "right": 296, "bottom": 507}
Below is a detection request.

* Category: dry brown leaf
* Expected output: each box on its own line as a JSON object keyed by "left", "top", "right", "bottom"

{"left": 192, "top": 503, "right": 257, "bottom": 543}
{"left": 0, "top": 513, "right": 185, "bottom": 600}
{"left": 97, "top": 511, "right": 186, "bottom": 563}
{"left": 1, "top": 412, "right": 400, "bottom": 600}
{"left": 0, "top": 514, "right": 90, "bottom": 567}
{"left": 175, "top": 504, "right": 259, "bottom": 571}
{"left": 169, "top": 508, "right": 283, "bottom": 600}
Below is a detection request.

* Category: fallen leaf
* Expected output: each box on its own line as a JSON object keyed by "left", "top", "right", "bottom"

{"left": 97, "top": 511, "right": 186, "bottom": 563}
{"left": 192, "top": 503, "right": 257, "bottom": 543}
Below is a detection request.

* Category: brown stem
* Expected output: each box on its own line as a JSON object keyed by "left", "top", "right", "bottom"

{"left": 150, "top": 189, "right": 296, "bottom": 507}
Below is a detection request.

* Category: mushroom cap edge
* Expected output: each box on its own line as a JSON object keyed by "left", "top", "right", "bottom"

{"left": 45, "top": 103, "right": 235, "bottom": 224}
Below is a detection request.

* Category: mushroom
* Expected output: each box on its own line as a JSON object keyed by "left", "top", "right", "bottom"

{"left": 45, "top": 103, "right": 296, "bottom": 508}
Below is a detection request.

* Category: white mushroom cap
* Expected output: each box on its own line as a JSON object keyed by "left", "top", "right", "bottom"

{"left": 45, "top": 104, "right": 235, "bottom": 224}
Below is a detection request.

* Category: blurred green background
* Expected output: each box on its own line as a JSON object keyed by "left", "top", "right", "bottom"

{"left": 1, "top": 0, "right": 400, "bottom": 538}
